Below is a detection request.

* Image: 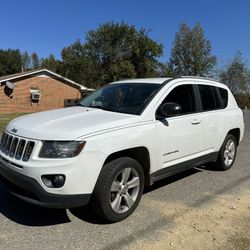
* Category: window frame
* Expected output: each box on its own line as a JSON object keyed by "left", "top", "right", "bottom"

{"left": 195, "top": 84, "right": 228, "bottom": 112}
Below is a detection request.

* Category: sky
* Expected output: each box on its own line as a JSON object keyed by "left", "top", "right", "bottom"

{"left": 0, "top": 0, "right": 249, "bottom": 66}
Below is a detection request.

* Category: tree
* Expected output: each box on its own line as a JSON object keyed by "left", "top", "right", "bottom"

{"left": 61, "top": 22, "right": 163, "bottom": 88}
{"left": 21, "top": 51, "right": 31, "bottom": 71}
{"left": 0, "top": 49, "right": 22, "bottom": 76}
{"left": 168, "top": 22, "right": 216, "bottom": 77}
{"left": 31, "top": 52, "right": 40, "bottom": 69}
{"left": 219, "top": 52, "right": 250, "bottom": 94}
{"left": 61, "top": 40, "right": 94, "bottom": 86}
{"left": 40, "top": 54, "right": 61, "bottom": 73}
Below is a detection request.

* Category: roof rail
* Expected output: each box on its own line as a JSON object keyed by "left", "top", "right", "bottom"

{"left": 179, "top": 76, "right": 221, "bottom": 83}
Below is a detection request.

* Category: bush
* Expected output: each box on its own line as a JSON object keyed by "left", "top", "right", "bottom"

{"left": 234, "top": 94, "right": 250, "bottom": 109}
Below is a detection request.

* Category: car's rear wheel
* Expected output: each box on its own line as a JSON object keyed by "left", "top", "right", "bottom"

{"left": 215, "top": 134, "right": 237, "bottom": 170}
{"left": 91, "top": 157, "right": 144, "bottom": 222}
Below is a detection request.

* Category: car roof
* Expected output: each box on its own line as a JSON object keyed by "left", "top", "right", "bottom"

{"left": 111, "top": 76, "right": 227, "bottom": 89}
{"left": 111, "top": 78, "right": 172, "bottom": 84}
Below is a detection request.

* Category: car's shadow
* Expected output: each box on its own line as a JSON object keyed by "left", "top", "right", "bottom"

{"left": 0, "top": 168, "right": 203, "bottom": 226}
{"left": 71, "top": 168, "right": 202, "bottom": 224}
{"left": 0, "top": 187, "right": 70, "bottom": 226}
{"left": 143, "top": 168, "right": 202, "bottom": 194}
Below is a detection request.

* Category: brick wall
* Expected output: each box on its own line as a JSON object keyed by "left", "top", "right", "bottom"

{"left": 0, "top": 75, "right": 81, "bottom": 113}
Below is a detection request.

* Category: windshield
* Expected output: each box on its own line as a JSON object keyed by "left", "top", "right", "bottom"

{"left": 79, "top": 83, "right": 161, "bottom": 115}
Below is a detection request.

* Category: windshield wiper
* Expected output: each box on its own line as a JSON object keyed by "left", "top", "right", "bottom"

{"left": 77, "top": 104, "right": 114, "bottom": 112}
{"left": 90, "top": 106, "right": 114, "bottom": 112}
{"left": 75, "top": 103, "right": 84, "bottom": 106}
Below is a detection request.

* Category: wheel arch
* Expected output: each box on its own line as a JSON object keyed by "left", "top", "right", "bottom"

{"left": 103, "top": 147, "right": 151, "bottom": 186}
{"left": 227, "top": 128, "right": 240, "bottom": 145}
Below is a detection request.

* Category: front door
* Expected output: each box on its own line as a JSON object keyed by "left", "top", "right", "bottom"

{"left": 156, "top": 83, "right": 203, "bottom": 169}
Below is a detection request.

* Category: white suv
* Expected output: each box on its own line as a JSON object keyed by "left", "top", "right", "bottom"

{"left": 0, "top": 77, "right": 244, "bottom": 222}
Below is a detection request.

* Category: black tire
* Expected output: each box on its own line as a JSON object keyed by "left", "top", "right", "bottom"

{"left": 215, "top": 134, "right": 237, "bottom": 171}
{"left": 91, "top": 157, "right": 144, "bottom": 222}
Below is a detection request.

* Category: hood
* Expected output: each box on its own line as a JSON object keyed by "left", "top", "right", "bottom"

{"left": 6, "top": 107, "right": 140, "bottom": 140}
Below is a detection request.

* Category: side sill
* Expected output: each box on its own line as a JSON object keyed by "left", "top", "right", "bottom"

{"left": 150, "top": 152, "right": 218, "bottom": 184}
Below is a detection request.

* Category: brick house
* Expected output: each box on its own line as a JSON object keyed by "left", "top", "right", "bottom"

{"left": 0, "top": 69, "right": 89, "bottom": 113}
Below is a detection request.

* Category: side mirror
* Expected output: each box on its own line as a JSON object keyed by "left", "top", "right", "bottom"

{"left": 160, "top": 102, "right": 182, "bottom": 117}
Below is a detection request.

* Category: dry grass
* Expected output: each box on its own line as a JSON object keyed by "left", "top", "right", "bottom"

{"left": 0, "top": 113, "right": 26, "bottom": 135}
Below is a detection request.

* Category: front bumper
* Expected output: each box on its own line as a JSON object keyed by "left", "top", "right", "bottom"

{"left": 0, "top": 161, "right": 91, "bottom": 208}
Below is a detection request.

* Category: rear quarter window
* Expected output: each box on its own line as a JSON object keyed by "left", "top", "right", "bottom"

{"left": 218, "top": 87, "right": 228, "bottom": 109}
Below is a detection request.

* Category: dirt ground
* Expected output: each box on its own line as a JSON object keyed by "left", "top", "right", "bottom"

{"left": 130, "top": 189, "right": 250, "bottom": 250}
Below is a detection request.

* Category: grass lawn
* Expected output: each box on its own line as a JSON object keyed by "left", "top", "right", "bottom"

{"left": 0, "top": 113, "right": 27, "bottom": 135}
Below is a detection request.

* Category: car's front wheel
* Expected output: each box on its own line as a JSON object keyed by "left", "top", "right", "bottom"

{"left": 91, "top": 157, "right": 144, "bottom": 222}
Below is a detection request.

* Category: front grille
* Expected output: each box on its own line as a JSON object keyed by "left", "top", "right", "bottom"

{"left": 0, "top": 131, "right": 35, "bottom": 162}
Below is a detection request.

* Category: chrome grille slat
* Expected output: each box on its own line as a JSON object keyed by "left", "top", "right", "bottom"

{"left": 0, "top": 131, "right": 35, "bottom": 162}
{"left": 15, "top": 139, "right": 26, "bottom": 160}
{"left": 2, "top": 133, "right": 9, "bottom": 151}
{"left": 13, "top": 138, "right": 21, "bottom": 157}
{"left": 5, "top": 135, "right": 13, "bottom": 155}
{"left": 0, "top": 132, "right": 6, "bottom": 149}
{"left": 22, "top": 141, "right": 35, "bottom": 162}
{"left": 0, "top": 132, "right": 6, "bottom": 150}
{"left": 9, "top": 137, "right": 19, "bottom": 158}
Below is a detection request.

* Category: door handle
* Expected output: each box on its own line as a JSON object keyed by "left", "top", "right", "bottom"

{"left": 191, "top": 119, "right": 201, "bottom": 125}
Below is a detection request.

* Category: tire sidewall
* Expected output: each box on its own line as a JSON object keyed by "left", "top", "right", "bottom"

{"left": 96, "top": 157, "right": 144, "bottom": 222}
{"left": 219, "top": 134, "right": 237, "bottom": 170}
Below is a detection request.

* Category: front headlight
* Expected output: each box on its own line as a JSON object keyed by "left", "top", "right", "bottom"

{"left": 39, "top": 141, "right": 85, "bottom": 158}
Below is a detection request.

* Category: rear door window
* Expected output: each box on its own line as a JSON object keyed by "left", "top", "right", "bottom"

{"left": 198, "top": 85, "right": 218, "bottom": 111}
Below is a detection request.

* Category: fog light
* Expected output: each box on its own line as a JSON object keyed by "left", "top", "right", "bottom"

{"left": 52, "top": 175, "right": 65, "bottom": 188}
{"left": 42, "top": 175, "right": 65, "bottom": 188}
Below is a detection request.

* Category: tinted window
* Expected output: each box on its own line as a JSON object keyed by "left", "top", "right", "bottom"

{"left": 161, "top": 84, "right": 196, "bottom": 115}
{"left": 218, "top": 87, "right": 228, "bottom": 108}
{"left": 79, "top": 83, "right": 161, "bottom": 115}
{"left": 198, "top": 85, "right": 218, "bottom": 111}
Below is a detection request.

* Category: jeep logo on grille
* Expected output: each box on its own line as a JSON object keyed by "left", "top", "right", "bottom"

{"left": 11, "top": 128, "right": 18, "bottom": 133}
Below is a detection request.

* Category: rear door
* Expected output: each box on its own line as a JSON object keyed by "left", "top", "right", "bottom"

{"left": 196, "top": 84, "right": 225, "bottom": 154}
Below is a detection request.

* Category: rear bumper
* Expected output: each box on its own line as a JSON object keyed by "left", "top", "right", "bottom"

{"left": 0, "top": 162, "right": 91, "bottom": 209}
